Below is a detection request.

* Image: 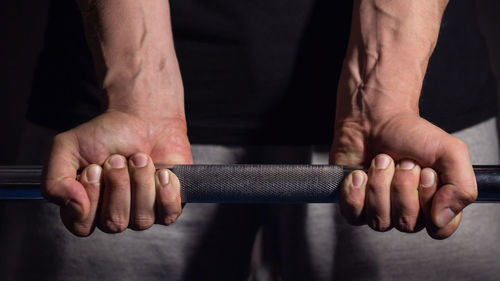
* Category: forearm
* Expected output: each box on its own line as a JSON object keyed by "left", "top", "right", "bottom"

{"left": 336, "top": 0, "right": 449, "bottom": 123}
{"left": 77, "top": 0, "right": 185, "bottom": 122}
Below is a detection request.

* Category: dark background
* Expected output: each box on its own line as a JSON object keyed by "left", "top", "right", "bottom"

{"left": 0, "top": 1, "right": 49, "bottom": 164}
{"left": 0, "top": 0, "right": 499, "bottom": 164}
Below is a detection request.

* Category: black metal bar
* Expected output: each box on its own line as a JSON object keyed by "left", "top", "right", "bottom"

{"left": 0, "top": 165, "right": 499, "bottom": 202}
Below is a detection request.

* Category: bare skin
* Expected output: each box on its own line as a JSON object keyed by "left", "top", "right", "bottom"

{"left": 42, "top": 0, "right": 192, "bottom": 236}
{"left": 44, "top": 112, "right": 191, "bottom": 235}
{"left": 42, "top": 0, "right": 477, "bottom": 240}
{"left": 332, "top": 0, "right": 477, "bottom": 239}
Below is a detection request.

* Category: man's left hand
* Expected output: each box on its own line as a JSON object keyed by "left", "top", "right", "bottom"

{"left": 330, "top": 112, "right": 477, "bottom": 239}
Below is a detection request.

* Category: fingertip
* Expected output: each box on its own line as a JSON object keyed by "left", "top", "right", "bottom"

{"left": 430, "top": 184, "right": 465, "bottom": 229}
{"left": 397, "top": 159, "right": 417, "bottom": 171}
{"left": 427, "top": 211, "right": 462, "bottom": 240}
{"left": 341, "top": 170, "right": 366, "bottom": 198}
{"left": 352, "top": 170, "right": 366, "bottom": 189}
{"left": 418, "top": 168, "right": 437, "bottom": 205}
{"left": 61, "top": 200, "right": 83, "bottom": 220}
{"left": 64, "top": 194, "right": 90, "bottom": 222}
{"left": 367, "top": 153, "right": 395, "bottom": 181}
{"left": 155, "top": 169, "right": 182, "bottom": 225}
{"left": 418, "top": 168, "right": 437, "bottom": 224}
{"left": 78, "top": 164, "right": 102, "bottom": 224}
{"left": 434, "top": 207, "right": 457, "bottom": 228}
{"left": 156, "top": 169, "right": 170, "bottom": 186}
{"left": 83, "top": 164, "right": 102, "bottom": 184}
{"left": 60, "top": 208, "right": 96, "bottom": 237}
{"left": 106, "top": 154, "right": 127, "bottom": 169}
{"left": 130, "top": 153, "right": 149, "bottom": 169}
{"left": 372, "top": 154, "right": 392, "bottom": 170}
{"left": 48, "top": 176, "right": 90, "bottom": 220}
{"left": 420, "top": 168, "right": 437, "bottom": 189}
{"left": 128, "top": 153, "right": 156, "bottom": 231}
{"left": 156, "top": 169, "right": 181, "bottom": 203}
{"left": 391, "top": 159, "right": 421, "bottom": 233}
{"left": 365, "top": 155, "right": 394, "bottom": 232}
{"left": 340, "top": 170, "right": 366, "bottom": 224}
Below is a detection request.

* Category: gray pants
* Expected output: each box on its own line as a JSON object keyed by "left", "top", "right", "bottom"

{"left": 1, "top": 118, "right": 500, "bottom": 281}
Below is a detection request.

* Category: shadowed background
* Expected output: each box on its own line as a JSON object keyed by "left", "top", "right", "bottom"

{"left": 0, "top": 0, "right": 499, "bottom": 164}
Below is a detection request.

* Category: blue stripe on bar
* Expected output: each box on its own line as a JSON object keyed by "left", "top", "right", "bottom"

{"left": 0, "top": 188, "right": 43, "bottom": 199}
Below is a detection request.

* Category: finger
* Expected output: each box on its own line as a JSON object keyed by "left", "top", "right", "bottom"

{"left": 390, "top": 159, "right": 421, "bottom": 232}
{"left": 418, "top": 168, "right": 438, "bottom": 222}
{"left": 365, "top": 154, "right": 395, "bottom": 232}
{"left": 61, "top": 164, "right": 102, "bottom": 236}
{"left": 128, "top": 153, "right": 156, "bottom": 230}
{"left": 155, "top": 169, "right": 182, "bottom": 225}
{"left": 419, "top": 167, "right": 463, "bottom": 239}
{"left": 99, "top": 154, "right": 131, "bottom": 233}
{"left": 340, "top": 170, "right": 367, "bottom": 225}
{"left": 43, "top": 133, "right": 90, "bottom": 221}
{"left": 432, "top": 138, "right": 476, "bottom": 233}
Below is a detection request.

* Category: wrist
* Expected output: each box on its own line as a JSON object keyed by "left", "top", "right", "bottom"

{"left": 335, "top": 46, "right": 424, "bottom": 128}
{"left": 105, "top": 85, "right": 186, "bottom": 123}
{"left": 335, "top": 70, "right": 420, "bottom": 126}
{"left": 103, "top": 56, "right": 186, "bottom": 122}
{"left": 79, "top": 0, "right": 185, "bottom": 123}
{"left": 335, "top": 0, "right": 448, "bottom": 126}
{"left": 335, "top": 74, "right": 420, "bottom": 136}
{"left": 99, "top": 109, "right": 188, "bottom": 144}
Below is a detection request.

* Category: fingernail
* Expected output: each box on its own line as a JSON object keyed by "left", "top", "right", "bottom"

{"left": 86, "top": 165, "right": 101, "bottom": 183}
{"left": 158, "top": 170, "right": 169, "bottom": 186}
{"left": 65, "top": 200, "right": 82, "bottom": 219}
{"left": 421, "top": 169, "right": 435, "bottom": 187}
{"left": 352, "top": 171, "right": 364, "bottom": 188}
{"left": 108, "top": 155, "right": 125, "bottom": 169}
{"left": 436, "top": 208, "right": 456, "bottom": 228}
{"left": 374, "top": 155, "right": 390, "bottom": 169}
{"left": 399, "top": 159, "right": 415, "bottom": 170}
{"left": 131, "top": 154, "right": 147, "bottom": 168}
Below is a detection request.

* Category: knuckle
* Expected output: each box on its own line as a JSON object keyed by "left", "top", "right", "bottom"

{"left": 133, "top": 182, "right": 155, "bottom": 193}
{"left": 453, "top": 138, "right": 469, "bottom": 151}
{"left": 427, "top": 229, "right": 453, "bottom": 240}
{"left": 130, "top": 215, "right": 155, "bottom": 230}
{"left": 41, "top": 183, "right": 56, "bottom": 199}
{"left": 158, "top": 190, "right": 180, "bottom": 205}
{"left": 159, "top": 210, "right": 182, "bottom": 226}
{"left": 366, "top": 182, "right": 385, "bottom": 195}
{"left": 104, "top": 154, "right": 128, "bottom": 170}
{"left": 343, "top": 194, "right": 363, "bottom": 211}
{"left": 102, "top": 215, "right": 128, "bottom": 233}
{"left": 340, "top": 206, "right": 363, "bottom": 225}
{"left": 395, "top": 216, "right": 416, "bottom": 233}
{"left": 52, "top": 133, "right": 67, "bottom": 146}
{"left": 448, "top": 138, "right": 470, "bottom": 159}
{"left": 105, "top": 179, "right": 130, "bottom": 192}
{"left": 107, "top": 184, "right": 130, "bottom": 194}
{"left": 391, "top": 177, "right": 417, "bottom": 193}
{"left": 41, "top": 181, "right": 68, "bottom": 205}
{"left": 368, "top": 215, "right": 391, "bottom": 232}
{"left": 71, "top": 223, "right": 94, "bottom": 237}
{"left": 459, "top": 187, "right": 477, "bottom": 204}
{"left": 129, "top": 153, "right": 150, "bottom": 169}
{"left": 161, "top": 214, "right": 179, "bottom": 226}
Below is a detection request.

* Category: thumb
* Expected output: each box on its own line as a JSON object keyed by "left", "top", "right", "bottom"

{"left": 431, "top": 138, "right": 477, "bottom": 229}
{"left": 42, "top": 133, "right": 90, "bottom": 221}
{"left": 150, "top": 133, "right": 194, "bottom": 166}
{"left": 330, "top": 132, "right": 366, "bottom": 166}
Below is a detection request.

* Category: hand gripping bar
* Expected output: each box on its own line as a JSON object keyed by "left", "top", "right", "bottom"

{"left": 0, "top": 165, "right": 499, "bottom": 202}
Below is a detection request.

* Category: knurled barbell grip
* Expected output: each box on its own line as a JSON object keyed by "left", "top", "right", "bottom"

{"left": 0, "top": 165, "right": 499, "bottom": 202}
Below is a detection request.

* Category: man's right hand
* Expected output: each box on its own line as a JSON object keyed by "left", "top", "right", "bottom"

{"left": 42, "top": 111, "right": 193, "bottom": 236}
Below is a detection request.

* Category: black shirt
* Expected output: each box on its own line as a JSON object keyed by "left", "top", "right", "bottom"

{"left": 27, "top": 0, "right": 496, "bottom": 145}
